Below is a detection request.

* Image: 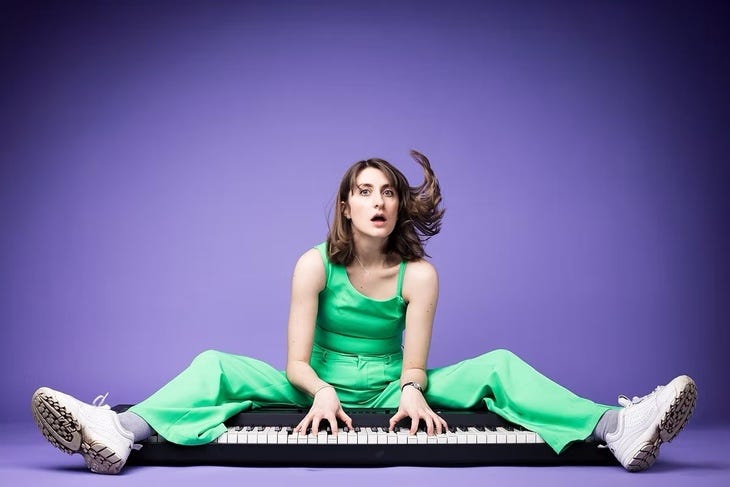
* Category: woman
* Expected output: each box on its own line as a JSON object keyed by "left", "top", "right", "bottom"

{"left": 31, "top": 151, "right": 697, "bottom": 474}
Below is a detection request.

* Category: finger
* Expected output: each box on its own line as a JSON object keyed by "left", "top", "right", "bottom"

{"left": 326, "top": 413, "right": 338, "bottom": 435}
{"left": 440, "top": 417, "right": 449, "bottom": 434}
{"left": 389, "top": 410, "right": 405, "bottom": 432}
{"left": 296, "top": 415, "right": 311, "bottom": 433}
{"left": 433, "top": 414, "right": 444, "bottom": 435}
{"left": 409, "top": 416, "right": 419, "bottom": 435}
{"left": 423, "top": 414, "right": 434, "bottom": 436}
{"left": 311, "top": 417, "right": 320, "bottom": 435}
{"left": 337, "top": 409, "right": 353, "bottom": 430}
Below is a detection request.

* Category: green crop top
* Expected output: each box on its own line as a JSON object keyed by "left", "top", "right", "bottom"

{"left": 314, "top": 242, "right": 407, "bottom": 355}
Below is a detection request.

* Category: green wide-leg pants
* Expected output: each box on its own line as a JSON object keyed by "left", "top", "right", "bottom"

{"left": 129, "top": 347, "right": 611, "bottom": 454}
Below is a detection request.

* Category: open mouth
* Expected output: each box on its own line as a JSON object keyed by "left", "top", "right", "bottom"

{"left": 371, "top": 214, "right": 387, "bottom": 222}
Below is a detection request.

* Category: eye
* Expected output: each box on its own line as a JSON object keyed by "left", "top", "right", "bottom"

{"left": 359, "top": 188, "right": 371, "bottom": 196}
{"left": 383, "top": 189, "right": 395, "bottom": 197}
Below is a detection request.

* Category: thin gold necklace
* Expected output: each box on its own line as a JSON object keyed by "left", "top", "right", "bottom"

{"left": 354, "top": 254, "right": 370, "bottom": 276}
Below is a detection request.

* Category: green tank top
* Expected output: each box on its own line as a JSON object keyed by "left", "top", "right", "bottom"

{"left": 314, "top": 242, "right": 407, "bottom": 355}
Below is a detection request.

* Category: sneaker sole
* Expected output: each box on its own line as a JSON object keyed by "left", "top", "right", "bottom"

{"left": 625, "top": 376, "right": 697, "bottom": 472}
{"left": 31, "top": 388, "right": 126, "bottom": 474}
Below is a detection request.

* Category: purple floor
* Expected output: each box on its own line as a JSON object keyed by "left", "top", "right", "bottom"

{"left": 2, "top": 420, "right": 728, "bottom": 487}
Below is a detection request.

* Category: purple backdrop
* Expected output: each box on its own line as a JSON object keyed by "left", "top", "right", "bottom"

{"left": 1, "top": 0, "right": 728, "bottom": 426}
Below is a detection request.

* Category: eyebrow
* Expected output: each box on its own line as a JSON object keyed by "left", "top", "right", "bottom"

{"left": 356, "top": 183, "right": 394, "bottom": 189}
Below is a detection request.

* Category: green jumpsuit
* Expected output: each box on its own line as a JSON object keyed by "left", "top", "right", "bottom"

{"left": 130, "top": 243, "right": 611, "bottom": 454}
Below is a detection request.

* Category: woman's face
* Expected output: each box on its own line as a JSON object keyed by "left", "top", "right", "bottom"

{"left": 342, "top": 167, "right": 399, "bottom": 242}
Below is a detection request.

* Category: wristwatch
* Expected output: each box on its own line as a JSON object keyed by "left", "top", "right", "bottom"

{"left": 401, "top": 381, "right": 423, "bottom": 393}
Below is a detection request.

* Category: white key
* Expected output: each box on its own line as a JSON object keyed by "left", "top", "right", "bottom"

{"left": 217, "top": 432, "right": 228, "bottom": 444}
{"left": 469, "top": 427, "right": 486, "bottom": 444}
{"left": 257, "top": 427, "right": 268, "bottom": 444}
{"left": 367, "top": 428, "right": 378, "bottom": 444}
{"left": 516, "top": 432, "right": 527, "bottom": 443}
{"left": 387, "top": 432, "right": 398, "bottom": 444}
{"left": 378, "top": 431, "right": 389, "bottom": 444}
{"left": 499, "top": 427, "right": 517, "bottom": 444}
{"left": 317, "top": 431, "right": 328, "bottom": 444}
{"left": 495, "top": 428, "right": 507, "bottom": 444}
{"left": 436, "top": 434, "right": 447, "bottom": 444}
{"left": 417, "top": 432, "right": 428, "bottom": 444}
{"left": 247, "top": 430, "right": 258, "bottom": 444}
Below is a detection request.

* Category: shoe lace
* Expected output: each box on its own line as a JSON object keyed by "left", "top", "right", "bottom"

{"left": 92, "top": 392, "right": 111, "bottom": 409}
{"left": 617, "top": 385, "right": 663, "bottom": 407}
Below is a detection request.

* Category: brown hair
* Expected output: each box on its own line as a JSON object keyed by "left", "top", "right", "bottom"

{"left": 326, "top": 150, "right": 444, "bottom": 265}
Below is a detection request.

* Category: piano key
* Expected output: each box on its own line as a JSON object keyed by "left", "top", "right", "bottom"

{"left": 347, "top": 430, "right": 357, "bottom": 444}
{"left": 496, "top": 427, "right": 517, "bottom": 443}
{"left": 468, "top": 427, "right": 486, "bottom": 444}
{"left": 247, "top": 430, "right": 258, "bottom": 444}
{"left": 367, "top": 427, "right": 378, "bottom": 444}
{"left": 215, "top": 420, "right": 550, "bottom": 448}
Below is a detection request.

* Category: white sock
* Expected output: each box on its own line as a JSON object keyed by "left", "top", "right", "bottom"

{"left": 591, "top": 409, "right": 619, "bottom": 443}
{"left": 118, "top": 411, "right": 153, "bottom": 442}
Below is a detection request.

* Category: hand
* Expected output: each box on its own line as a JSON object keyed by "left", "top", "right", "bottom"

{"left": 388, "top": 386, "right": 448, "bottom": 435}
{"left": 294, "top": 386, "right": 353, "bottom": 436}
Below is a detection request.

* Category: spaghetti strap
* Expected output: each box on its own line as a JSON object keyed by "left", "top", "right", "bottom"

{"left": 395, "top": 261, "right": 407, "bottom": 297}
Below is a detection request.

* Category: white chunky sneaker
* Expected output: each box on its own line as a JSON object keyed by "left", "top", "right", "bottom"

{"left": 605, "top": 375, "right": 697, "bottom": 472}
{"left": 31, "top": 387, "right": 138, "bottom": 474}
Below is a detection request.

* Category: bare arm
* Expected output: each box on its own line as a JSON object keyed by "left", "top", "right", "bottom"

{"left": 388, "top": 259, "right": 448, "bottom": 435}
{"left": 285, "top": 248, "right": 327, "bottom": 394}
{"left": 285, "top": 248, "right": 352, "bottom": 434}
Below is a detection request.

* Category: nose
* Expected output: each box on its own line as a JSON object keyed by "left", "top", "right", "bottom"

{"left": 373, "top": 194, "right": 383, "bottom": 208}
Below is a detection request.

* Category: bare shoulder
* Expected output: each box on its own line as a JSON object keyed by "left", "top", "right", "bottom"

{"left": 292, "top": 247, "right": 326, "bottom": 292}
{"left": 402, "top": 259, "right": 438, "bottom": 303}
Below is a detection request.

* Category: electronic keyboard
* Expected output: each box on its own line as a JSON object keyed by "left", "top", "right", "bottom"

{"left": 113, "top": 405, "right": 618, "bottom": 467}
